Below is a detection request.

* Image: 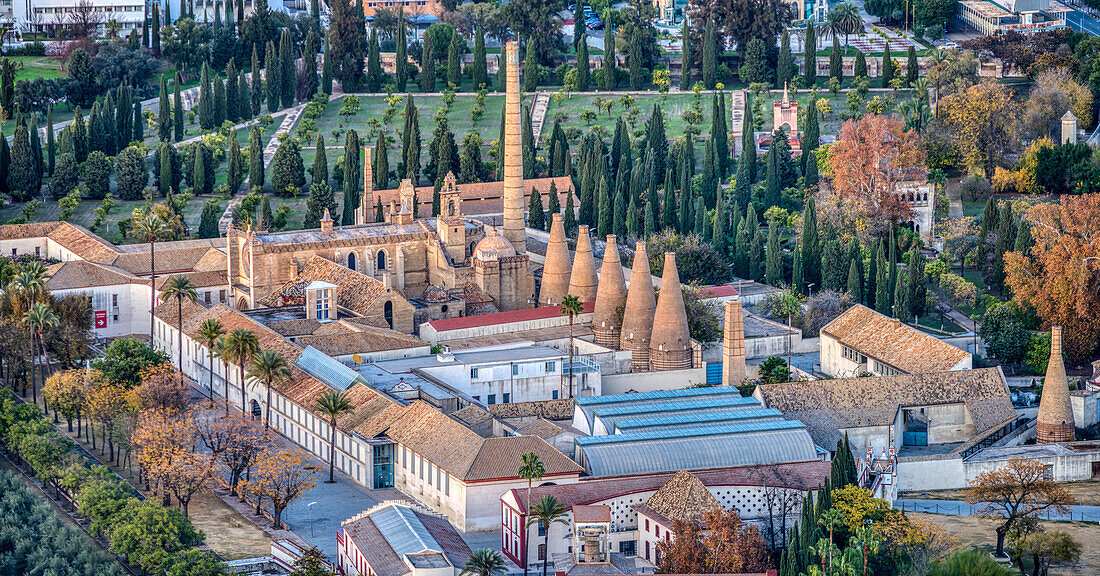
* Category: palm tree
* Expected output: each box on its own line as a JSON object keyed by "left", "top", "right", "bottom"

{"left": 196, "top": 319, "right": 225, "bottom": 408}
{"left": 559, "top": 294, "right": 583, "bottom": 398}
{"left": 527, "top": 495, "right": 569, "bottom": 576}
{"left": 23, "top": 302, "right": 58, "bottom": 409}
{"left": 213, "top": 336, "right": 233, "bottom": 414}
{"left": 518, "top": 453, "right": 545, "bottom": 576}
{"left": 105, "top": 19, "right": 121, "bottom": 39}
{"left": 828, "top": 1, "right": 863, "bottom": 48}
{"left": 461, "top": 549, "right": 507, "bottom": 576}
{"left": 160, "top": 275, "right": 197, "bottom": 384}
{"left": 131, "top": 212, "right": 168, "bottom": 339}
{"left": 314, "top": 390, "right": 353, "bottom": 483}
{"left": 223, "top": 328, "right": 259, "bottom": 417}
{"left": 247, "top": 349, "right": 292, "bottom": 429}
{"left": 14, "top": 266, "right": 48, "bottom": 316}
{"left": 818, "top": 508, "right": 846, "bottom": 571}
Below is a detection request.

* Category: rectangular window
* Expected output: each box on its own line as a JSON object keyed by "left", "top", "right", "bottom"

{"left": 204, "top": 292, "right": 211, "bottom": 305}
{"left": 487, "top": 394, "right": 496, "bottom": 405}
{"left": 512, "top": 364, "right": 519, "bottom": 376}
{"left": 220, "top": 289, "right": 226, "bottom": 302}
{"left": 538, "top": 522, "right": 546, "bottom": 537}
{"left": 316, "top": 288, "right": 331, "bottom": 320}
{"left": 538, "top": 543, "right": 546, "bottom": 561}
{"left": 546, "top": 361, "right": 556, "bottom": 372}
{"left": 428, "top": 462, "right": 433, "bottom": 485}
{"left": 503, "top": 393, "right": 510, "bottom": 403}
{"left": 471, "top": 367, "right": 479, "bottom": 379}
{"left": 419, "top": 455, "right": 424, "bottom": 479}
{"left": 444, "top": 473, "right": 450, "bottom": 495}
{"left": 552, "top": 391, "right": 559, "bottom": 399}
{"left": 644, "top": 519, "right": 649, "bottom": 531}
{"left": 34, "top": 247, "right": 40, "bottom": 257}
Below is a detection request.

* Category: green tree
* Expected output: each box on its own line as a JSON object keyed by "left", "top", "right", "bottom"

{"left": 51, "top": 153, "right": 79, "bottom": 198}
{"left": 115, "top": 146, "right": 148, "bottom": 200}
{"left": 367, "top": 28, "right": 383, "bottom": 92}
{"left": 629, "top": 28, "right": 645, "bottom": 89}
{"left": 798, "top": 196, "right": 820, "bottom": 291}
{"left": 906, "top": 45, "right": 918, "bottom": 86}
{"left": 777, "top": 29, "right": 793, "bottom": 88}
{"left": 471, "top": 29, "right": 488, "bottom": 90}
{"left": 881, "top": 41, "right": 894, "bottom": 89}
{"left": 576, "top": 35, "right": 590, "bottom": 91}
{"left": 702, "top": 16, "right": 717, "bottom": 89}
{"left": 395, "top": 10, "right": 408, "bottom": 91}
{"left": 248, "top": 125, "right": 264, "bottom": 189}
{"left": 83, "top": 151, "right": 111, "bottom": 200}
{"left": 198, "top": 198, "right": 221, "bottom": 239}
{"left": 765, "top": 222, "right": 782, "bottom": 285}
{"left": 847, "top": 259, "right": 862, "bottom": 302}
{"left": 198, "top": 62, "right": 214, "bottom": 130}
{"left": 830, "top": 44, "right": 842, "bottom": 85}
{"left": 312, "top": 134, "right": 329, "bottom": 187}
{"left": 802, "top": 98, "right": 820, "bottom": 174}
{"left": 462, "top": 549, "right": 507, "bottom": 576}
{"left": 247, "top": 349, "right": 291, "bottom": 429}
{"left": 304, "top": 181, "right": 337, "bottom": 229}
{"left": 158, "top": 75, "right": 172, "bottom": 141}
{"left": 804, "top": 22, "right": 817, "bottom": 87}
{"left": 979, "top": 304, "right": 1032, "bottom": 366}
{"left": 342, "top": 130, "right": 361, "bottom": 223}
{"left": 447, "top": 30, "right": 462, "bottom": 88}
{"left": 330, "top": 0, "right": 365, "bottom": 90}
{"left": 528, "top": 187, "right": 545, "bottom": 230}
{"left": 7, "top": 123, "right": 40, "bottom": 199}
{"left": 420, "top": 36, "right": 436, "bottom": 92}
{"left": 560, "top": 293, "right": 583, "bottom": 397}
{"left": 854, "top": 51, "right": 867, "bottom": 79}
{"left": 265, "top": 39, "right": 281, "bottom": 112}
{"left": 271, "top": 136, "right": 305, "bottom": 197}
{"left": 160, "top": 275, "right": 198, "bottom": 386}
{"left": 213, "top": 76, "right": 227, "bottom": 127}
{"left": 739, "top": 38, "right": 772, "bottom": 84}
{"left": 604, "top": 26, "right": 617, "bottom": 90}
{"left": 375, "top": 131, "right": 389, "bottom": 190}
{"left": 228, "top": 134, "right": 244, "bottom": 194}
{"left": 108, "top": 500, "right": 204, "bottom": 574}
{"left": 173, "top": 75, "right": 184, "bottom": 141}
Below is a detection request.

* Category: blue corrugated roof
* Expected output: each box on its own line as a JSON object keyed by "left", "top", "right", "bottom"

{"left": 591, "top": 396, "right": 760, "bottom": 418}
{"left": 575, "top": 385, "right": 743, "bottom": 406}
{"left": 294, "top": 346, "right": 364, "bottom": 391}
{"left": 576, "top": 419, "right": 806, "bottom": 446}
{"left": 706, "top": 363, "right": 723, "bottom": 384}
{"left": 612, "top": 408, "right": 784, "bottom": 433}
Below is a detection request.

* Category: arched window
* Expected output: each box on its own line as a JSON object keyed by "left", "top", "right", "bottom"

{"left": 384, "top": 301, "right": 394, "bottom": 329}
{"left": 250, "top": 400, "right": 261, "bottom": 420}
{"left": 447, "top": 200, "right": 456, "bottom": 216}
{"left": 347, "top": 252, "right": 357, "bottom": 272}
{"left": 377, "top": 251, "right": 387, "bottom": 270}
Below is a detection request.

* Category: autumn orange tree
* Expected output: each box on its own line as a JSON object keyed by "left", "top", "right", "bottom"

{"left": 132, "top": 364, "right": 191, "bottom": 415}
{"left": 131, "top": 409, "right": 197, "bottom": 506}
{"left": 43, "top": 369, "right": 86, "bottom": 435}
{"left": 966, "top": 457, "right": 1075, "bottom": 558}
{"left": 240, "top": 448, "right": 317, "bottom": 529}
{"left": 824, "top": 114, "right": 925, "bottom": 240}
{"left": 1004, "top": 194, "right": 1100, "bottom": 364}
{"left": 942, "top": 80, "right": 1022, "bottom": 178}
{"left": 657, "top": 508, "right": 768, "bottom": 574}
{"left": 86, "top": 375, "right": 130, "bottom": 463}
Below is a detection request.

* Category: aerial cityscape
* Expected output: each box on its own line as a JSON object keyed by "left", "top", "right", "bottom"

{"left": 0, "top": 0, "right": 1099, "bottom": 574}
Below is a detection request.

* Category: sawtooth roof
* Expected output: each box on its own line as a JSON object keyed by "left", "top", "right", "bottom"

{"left": 754, "top": 367, "right": 1016, "bottom": 450}
{"left": 822, "top": 305, "right": 970, "bottom": 374}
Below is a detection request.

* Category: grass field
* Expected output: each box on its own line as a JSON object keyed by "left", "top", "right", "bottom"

{"left": 9, "top": 56, "right": 67, "bottom": 82}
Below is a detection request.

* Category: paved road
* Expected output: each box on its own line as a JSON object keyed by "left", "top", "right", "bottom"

{"left": 896, "top": 498, "right": 1100, "bottom": 522}
{"left": 1064, "top": 7, "right": 1100, "bottom": 36}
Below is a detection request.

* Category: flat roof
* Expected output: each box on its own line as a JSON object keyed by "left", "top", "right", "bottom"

{"left": 371, "top": 345, "right": 567, "bottom": 373}
{"left": 576, "top": 420, "right": 807, "bottom": 446}
{"left": 426, "top": 301, "right": 595, "bottom": 332}
{"left": 575, "top": 385, "right": 745, "bottom": 407}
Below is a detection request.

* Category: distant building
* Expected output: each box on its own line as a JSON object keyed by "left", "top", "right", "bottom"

{"left": 957, "top": 0, "right": 1069, "bottom": 34}
{"left": 819, "top": 305, "right": 972, "bottom": 378}
{"left": 337, "top": 501, "right": 472, "bottom": 576}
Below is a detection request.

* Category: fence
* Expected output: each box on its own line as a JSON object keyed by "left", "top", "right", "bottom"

{"left": 895, "top": 499, "right": 1100, "bottom": 523}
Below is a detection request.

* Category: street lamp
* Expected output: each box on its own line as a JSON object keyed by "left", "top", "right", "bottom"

{"left": 806, "top": 283, "right": 815, "bottom": 299}
{"left": 307, "top": 501, "right": 317, "bottom": 538}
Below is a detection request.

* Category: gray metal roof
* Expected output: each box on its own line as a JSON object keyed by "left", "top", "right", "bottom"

{"left": 368, "top": 504, "right": 442, "bottom": 557}
{"left": 574, "top": 385, "right": 744, "bottom": 407}
{"left": 576, "top": 425, "right": 820, "bottom": 477}
{"left": 612, "top": 408, "right": 785, "bottom": 433}
{"left": 576, "top": 420, "right": 807, "bottom": 446}
{"left": 294, "top": 346, "right": 365, "bottom": 391}
{"left": 590, "top": 397, "right": 762, "bottom": 433}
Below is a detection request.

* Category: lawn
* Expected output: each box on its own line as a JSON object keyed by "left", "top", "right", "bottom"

{"left": 8, "top": 56, "right": 67, "bottom": 82}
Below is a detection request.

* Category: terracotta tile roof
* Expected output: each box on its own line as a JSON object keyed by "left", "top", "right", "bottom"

{"left": 634, "top": 470, "right": 721, "bottom": 525}
{"left": 821, "top": 305, "right": 971, "bottom": 374}
{"left": 46, "top": 260, "right": 143, "bottom": 290}
{"left": 374, "top": 176, "right": 575, "bottom": 217}
{"left": 265, "top": 318, "right": 324, "bottom": 337}
{"left": 0, "top": 221, "right": 62, "bottom": 240}
{"left": 382, "top": 401, "right": 582, "bottom": 482}
{"left": 46, "top": 223, "right": 120, "bottom": 263}
{"left": 488, "top": 398, "right": 577, "bottom": 421}
{"left": 700, "top": 285, "right": 740, "bottom": 299}
{"left": 258, "top": 255, "right": 393, "bottom": 316}
{"left": 572, "top": 504, "right": 611, "bottom": 523}
{"left": 508, "top": 460, "right": 830, "bottom": 513}
{"left": 113, "top": 246, "right": 221, "bottom": 275}
{"left": 427, "top": 301, "right": 594, "bottom": 332}
{"left": 754, "top": 367, "right": 1016, "bottom": 450}
{"left": 516, "top": 418, "right": 566, "bottom": 439}
{"left": 451, "top": 405, "right": 493, "bottom": 427}
{"left": 296, "top": 325, "right": 426, "bottom": 356}
{"left": 154, "top": 270, "right": 227, "bottom": 290}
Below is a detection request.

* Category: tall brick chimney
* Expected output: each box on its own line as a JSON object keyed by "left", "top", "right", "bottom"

{"left": 501, "top": 40, "right": 525, "bottom": 254}
{"left": 359, "top": 146, "right": 374, "bottom": 224}
{"left": 721, "top": 298, "right": 747, "bottom": 386}
{"left": 539, "top": 213, "right": 571, "bottom": 306}
{"left": 620, "top": 241, "right": 656, "bottom": 371}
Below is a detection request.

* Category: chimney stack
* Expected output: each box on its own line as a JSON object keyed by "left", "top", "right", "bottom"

{"left": 502, "top": 40, "right": 525, "bottom": 254}
{"left": 359, "top": 146, "right": 374, "bottom": 224}
{"left": 1062, "top": 112, "right": 1078, "bottom": 145}
{"left": 620, "top": 241, "right": 656, "bottom": 371}
{"left": 539, "top": 213, "right": 572, "bottom": 306}
{"left": 320, "top": 208, "right": 334, "bottom": 234}
{"left": 567, "top": 225, "right": 598, "bottom": 302}
{"left": 1037, "top": 326, "right": 1075, "bottom": 443}
{"left": 721, "top": 298, "right": 747, "bottom": 386}
{"left": 649, "top": 252, "right": 692, "bottom": 371}
{"left": 592, "top": 235, "right": 627, "bottom": 349}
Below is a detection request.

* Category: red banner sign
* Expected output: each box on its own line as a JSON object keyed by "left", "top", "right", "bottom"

{"left": 94, "top": 310, "right": 107, "bottom": 329}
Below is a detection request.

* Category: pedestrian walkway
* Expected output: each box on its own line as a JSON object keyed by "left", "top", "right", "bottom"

{"left": 530, "top": 92, "right": 551, "bottom": 141}
{"left": 730, "top": 89, "right": 746, "bottom": 154}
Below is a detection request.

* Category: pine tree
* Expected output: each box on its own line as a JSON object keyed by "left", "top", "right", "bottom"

{"left": 472, "top": 28, "right": 488, "bottom": 90}
{"left": 830, "top": 44, "right": 842, "bottom": 85}
{"left": 874, "top": 242, "right": 889, "bottom": 313}
{"left": 576, "top": 35, "right": 590, "bottom": 91}
{"left": 375, "top": 131, "right": 389, "bottom": 189}
{"left": 906, "top": 45, "right": 918, "bottom": 87}
{"left": 367, "top": 28, "right": 383, "bottom": 92}
{"left": 799, "top": 197, "right": 820, "bottom": 291}
{"left": 777, "top": 29, "right": 792, "bottom": 88}
{"left": 213, "top": 76, "right": 227, "bottom": 127}
{"left": 881, "top": 41, "right": 893, "bottom": 89}
{"left": 604, "top": 25, "right": 617, "bottom": 90}
{"left": 227, "top": 134, "right": 244, "bottom": 193}
{"left": 447, "top": 30, "right": 462, "bottom": 88}
{"left": 173, "top": 74, "right": 184, "bottom": 141}
{"left": 854, "top": 51, "right": 867, "bottom": 79}
{"left": 563, "top": 190, "right": 577, "bottom": 234}
{"left": 312, "top": 134, "right": 328, "bottom": 186}
{"left": 804, "top": 23, "right": 817, "bottom": 88}
{"left": 420, "top": 36, "right": 435, "bottom": 92}
{"left": 198, "top": 199, "right": 221, "bottom": 238}
{"left": 528, "top": 186, "right": 545, "bottom": 230}
{"left": 396, "top": 10, "right": 408, "bottom": 91}
{"left": 342, "top": 130, "right": 361, "bottom": 223}
{"left": 248, "top": 125, "right": 265, "bottom": 189}
{"left": 702, "top": 16, "right": 716, "bottom": 89}
{"left": 266, "top": 40, "right": 281, "bottom": 112}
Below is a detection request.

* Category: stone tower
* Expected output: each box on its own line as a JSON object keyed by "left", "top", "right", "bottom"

{"left": 357, "top": 146, "right": 374, "bottom": 225}
{"left": 721, "top": 298, "right": 746, "bottom": 386}
{"left": 1037, "top": 326, "right": 1075, "bottom": 443}
{"left": 539, "top": 213, "right": 572, "bottom": 306}
{"left": 592, "top": 235, "right": 627, "bottom": 349}
{"left": 620, "top": 241, "right": 656, "bottom": 371}
{"left": 438, "top": 172, "right": 466, "bottom": 265}
{"left": 567, "top": 225, "right": 598, "bottom": 302}
{"left": 502, "top": 40, "right": 525, "bottom": 254}
{"left": 649, "top": 252, "right": 692, "bottom": 371}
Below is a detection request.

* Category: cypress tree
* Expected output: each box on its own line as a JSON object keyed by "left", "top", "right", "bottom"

{"left": 116, "top": 85, "right": 132, "bottom": 146}
{"left": 248, "top": 125, "right": 264, "bottom": 189}
{"left": 822, "top": 237, "right": 846, "bottom": 291}
{"left": 86, "top": 103, "right": 104, "bottom": 157}
{"left": 906, "top": 46, "right": 918, "bottom": 86}
{"left": 799, "top": 197, "right": 820, "bottom": 290}
{"left": 198, "top": 199, "right": 221, "bottom": 238}
{"left": 874, "top": 242, "right": 889, "bottom": 313}
{"left": 694, "top": 198, "right": 706, "bottom": 238}
{"left": 980, "top": 197, "right": 999, "bottom": 241}
{"left": 266, "top": 40, "right": 281, "bottom": 112}
{"left": 312, "top": 134, "right": 328, "bottom": 186}
{"left": 142, "top": 3, "right": 149, "bottom": 48}
{"left": 342, "top": 130, "right": 361, "bottom": 223}
{"left": 680, "top": 19, "right": 692, "bottom": 89}
{"left": 854, "top": 51, "right": 867, "bottom": 79}
{"left": 72, "top": 107, "right": 87, "bottom": 162}
{"left": 227, "top": 0, "right": 235, "bottom": 28}
{"left": 887, "top": 227, "right": 898, "bottom": 308}
{"left": 1014, "top": 218, "right": 1034, "bottom": 254}
{"left": 830, "top": 44, "right": 842, "bottom": 85}
{"left": 712, "top": 194, "right": 728, "bottom": 255}
{"left": 395, "top": 10, "right": 408, "bottom": 91}
{"left": 702, "top": 17, "right": 717, "bottom": 89}
{"left": 847, "top": 259, "right": 862, "bottom": 302}
{"left": 576, "top": 35, "right": 590, "bottom": 91}
{"left": 802, "top": 99, "right": 820, "bottom": 174}
{"left": 152, "top": 1, "right": 161, "bottom": 54}
{"left": 0, "top": 137, "right": 8, "bottom": 198}
{"left": 643, "top": 197, "right": 656, "bottom": 238}
{"left": 614, "top": 190, "right": 627, "bottom": 238}
{"left": 420, "top": 36, "right": 435, "bottom": 92}
{"left": 596, "top": 177, "right": 612, "bottom": 237}
{"left": 907, "top": 248, "right": 926, "bottom": 321}
{"left": 522, "top": 106, "right": 536, "bottom": 179}
{"left": 604, "top": 25, "right": 617, "bottom": 90}
{"left": 198, "top": 62, "right": 214, "bottom": 130}
{"left": 741, "top": 96, "right": 756, "bottom": 182}
{"left": 547, "top": 181, "right": 561, "bottom": 220}
{"left": 228, "top": 134, "right": 244, "bottom": 193}
{"left": 304, "top": 181, "right": 338, "bottom": 228}
{"left": 260, "top": 196, "right": 274, "bottom": 229}
{"left": 777, "top": 29, "right": 792, "bottom": 88}
{"left": 158, "top": 140, "right": 174, "bottom": 196}
{"left": 226, "top": 61, "right": 240, "bottom": 123}
{"left": 763, "top": 140, "right": 780, "bottom": 209}
{"left": 271, "top": 136, "right": 305, "bottom": 198}
{"left": 173, "top": 75, "right": 184, "bottom": 141}
{"left": 375, "top": 131, "right": 389, "bottom": 189}
{"left": 734, "top": 218, "right": 750, "bottom": 277}
{"left": 29, "top": 117, "right": 43, "bottom": 180}
{"left": 367, "top": 28, "right": 383, "bottom": 92}
{"left": 47, "top": 106, "right": 55, "bottom": 175}
{"left": 715, "top": 92, "right": 730, "bottom": 177}
{"left": 7, "top": 123, "right": 39, "bottom": 199}
{"left": 804, "top": 23, "right": 817, "bottom": 88}
{"left": 866, "top": 240, "right": 879, "bottom": 306}
{"left": 563, "top": 189, "right": 577, "bottom": 234}
{"left": 528, "top": 186, "right": 545, "bottom": 230}
{"left": 791, "top": 247, "right": 803, "bottom": 291}
{"left": 403, "top": 96, "right": 421, "bottom": 182}
{"left": 629, "top": 28, "right": 644, "bottom": 90}
{"left": 881, "top": 41, "right": 894, "bottom": 89}
{"left": 893, "top": 265, "right": 909, "bottom": 319}
{"left": 323, "top": 38, "right": 334, "bottom": 96}
{"left": 749, "top": 228, "right": 765, "bottom": 281}
{"left": 193, "top": 143, "right": 208, "bottom": 196}
{"left": 523, "top": 37, "right": 539, "bottom": 92}
{"left": 213, "top": 76, "right": 227, "bottom": 127}
{"left": 281, "top": 29, "right": 295, "bottom": 107}
{"left": 472, "top": 28, "right": 487, "bottom": 90}
{"left": 237, "top": 72, "right": 251, "bottom": 121}
{"left": 251, "top": 44, "right": 264, "bottom": 117}
{"left": 661, "top": 171, "right": 677, "bottom": 231}
{"left": 765, "top": 222, "right": 782, "bottom": 286}
{"left": 447, "top": 30, "right": 462, "bottom": 88}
